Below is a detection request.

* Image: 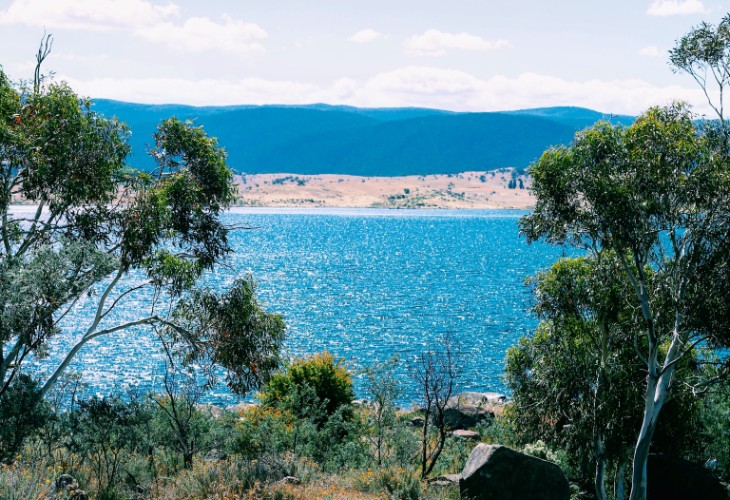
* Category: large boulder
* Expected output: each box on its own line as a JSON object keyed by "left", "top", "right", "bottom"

{"left": 648, "top": 453, "right": 727, "bottom": 500}
{"left": 194, "top": 403, "right": 225, "bottom": 419}
{"left": 226, "top": 402, "right": 258, "bottom": 415}
{"left": 452, "top": 429, "right": 480, "bottom": 440}
{"left": 460, "top": 444, "right": 570, "bottom": 500}
{"left": 444, "top": 391, "right": 505, "bottom": 429}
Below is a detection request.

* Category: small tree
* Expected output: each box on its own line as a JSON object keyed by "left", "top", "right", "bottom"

{"left": 670, "top": 14, "right": 730, "bottom": 126}
{"left": 410, "top": 336, "right": 459, "bottom": 480}
{"left": 67, "top": 395, "right": 151, "bottom": 495}
{"left": 363, "top": 355, "right": 402, "bottom": 467}
{"left": 151, "top": 363, "right": 210, "bottom": 470}
{"left": 520, "top": 104, "right": 730, "bottom": 500}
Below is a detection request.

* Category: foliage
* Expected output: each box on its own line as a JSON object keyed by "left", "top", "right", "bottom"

{"left": 695, "top": 369, "right": 730, "bottom": 481}
{"left": 0, "top": 380, "right": 480, "bottom": 499}
{"left": 150, "top": 366, "right": 212, "bottom": 470}
{"left": 669, "top": 13, "right": 730, "bottom": 124}
{"left": 66, "top": 395, "right": 152, "bottom": 496}
{"left": 261, "top": 351, "right": 354, "bottom": 424}
{"left": 362, "top": 356, "right": 417, "bottom": 468}
{"left": 243, "top": 353, "right": 367, "bottom": 473}
{"left": 506, "top": 255, "right": 645, "bottom": 489}
{"left": 234, "top": 405, "right": 297, "bottom": 461}
{"left": 0, "top": 45, "right": 284, "bottom": 404}
{"left": 520, "top": 103, "right": 730, "bottom": 500}
{"left": 168, "top": 275, "right": 286, "bottom": 395}
{"left": 352, "top": 466, "right": 423, "bottom": 499}
{"left": 0, "top": 374, "right": 51, "bottom": 464}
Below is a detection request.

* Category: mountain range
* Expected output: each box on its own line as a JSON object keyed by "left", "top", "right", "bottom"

{"left": 91, "top": 100, "right": 634, "bottom": 176}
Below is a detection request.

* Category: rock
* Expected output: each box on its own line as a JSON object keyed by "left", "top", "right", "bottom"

{"left": 55, "top": 474, "right": 79, "bottom": 492}
{"left": 452, "top": 429, "right": 480, "bottom": 440}
{"left": 195, "top": 403, "right": 225, "bottom": 419}
{"left": 444, "top": 392, "right": 504, "bottom": 429}
{"left": 277, "top": 476, "right": 301, "bottom": 485}
{"left": 648, "top": 453, "right": 727, "bottom": 500}
{"left": 460, "top": 444, "right": 570, "bottom": 500}
{"left": 204, "top": 448, "right": 228, "bottom": 461}
{"left": 225, "top": 402, "right": 258, "bottom": 414}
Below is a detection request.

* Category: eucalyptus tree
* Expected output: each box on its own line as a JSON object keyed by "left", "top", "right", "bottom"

{"left": 506, "top": 256, "right": 642, "bottom": 500}
{"left": 520, "top": 104, "right": 730, "bottom": 500}
{"left": 0, "top": 45, "right": 285, "bottom": 401}
{"left": 506, "top": 255, "right": 700, "bottom": 500}
{"left": 670, "top": 13, "right": 730, "bottom": 126}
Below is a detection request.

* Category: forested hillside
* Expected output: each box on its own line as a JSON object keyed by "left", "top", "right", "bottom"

{"left": 92, "top": 100, "right": 632, "bottom": 175}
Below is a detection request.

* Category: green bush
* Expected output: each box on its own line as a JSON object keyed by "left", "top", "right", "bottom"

{"left": 66, "top": 396, "right": 152, "bottom": 496}
{"left": 0, "top": 374, "right": 51, "bottom": 464}
{"left": 234, "top": 405, "right": 296, "bottom": 460}
{"left": 697, "top": 381, "right": 730, "bottom": 481}
{"left": 260, "top": 351, "right": 354, "bottom": 423}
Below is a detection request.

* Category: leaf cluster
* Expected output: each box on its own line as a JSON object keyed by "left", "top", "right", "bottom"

{"left": 167, "top": 275, "right": 286, "bottom": 396}
{"left": 520, "top": 103, "right": 730, "bottom": 347}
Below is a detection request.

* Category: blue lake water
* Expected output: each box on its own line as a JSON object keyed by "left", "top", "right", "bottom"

{"left": 32, "top": 208, "right": 569, "bottom": 406}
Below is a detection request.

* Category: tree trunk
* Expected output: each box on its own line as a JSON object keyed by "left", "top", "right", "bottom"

{"left": 420, "top": 404, "right": 431, "bottom": 479}
{"left": 629, "top": 378, "right": 658, "bottom": 500}
{"left": 594, "top": 435, "right": 607, "bottom": 500}
{"left": 629, "top": 367, "right": 676, "bottom": 498}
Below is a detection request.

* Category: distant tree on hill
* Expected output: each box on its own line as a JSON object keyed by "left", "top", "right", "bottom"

{"left": 670, "top": 14, "right": 730, "bottom": 129}
{"left": 0, "top": 38, "right": 285, "bottom": 403}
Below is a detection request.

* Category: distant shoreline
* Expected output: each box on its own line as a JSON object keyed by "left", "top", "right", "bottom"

{"left": 9, "top": 169, "right": 535, "bottom": 211}
{"left": 233, "top": 170, "right": 534, "bottom": 210}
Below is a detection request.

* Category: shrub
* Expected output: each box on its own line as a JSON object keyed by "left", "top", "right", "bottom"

{"left": 66, "top": 396, "right": 152, "bottom": 495}
{"left": 0, "top": 375, "right": 51, "bottom": 464}
{"left": 362, "top": 356, "right": 411, "bottom": 468}
{"left": 697, "top": 379, "right": 730, "bottom": 481}
{"left": 234, "top": 406, "right": 295, "bottom": 460}
{"left": 260, "top": 352, "right": 354, "bottom": 423}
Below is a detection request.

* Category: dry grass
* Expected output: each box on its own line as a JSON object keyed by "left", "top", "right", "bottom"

{"left": 235, "top": 170, "right": 533, "bottom": 209}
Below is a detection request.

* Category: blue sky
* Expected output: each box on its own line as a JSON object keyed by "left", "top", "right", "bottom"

{"left": 1, "top": 0, "right": 729, "bottom": 114}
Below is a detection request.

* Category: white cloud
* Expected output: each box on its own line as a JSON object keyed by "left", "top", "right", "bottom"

{"left": 348, "top": 28, "right": 383, "bottom": 44}
{"left": 404, "top": 29, "right": 511, "bottom": 57}
{"left": 62, "top": 66, "right": 713, "bottom": 117}
{"left": 0, "top": 0, "right": 266, "bottom": 56}
{"left": 640, "top": 45, "right": 665, "bottom": 58}
{"left": 0, "top": 0, "right": 179, "bottom": 30}
{"left": 64, "top": 75, "right": 319, "bottom": 106}
{"left": 134, "top": 15, "right": 268, "bottom": 55}
{"left": 646, "top": 0, "right": 707, "bottom": 16}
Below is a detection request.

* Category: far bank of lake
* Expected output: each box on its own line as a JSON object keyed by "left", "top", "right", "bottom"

{"left": 234, "top": 170, "right": 534, "bottom": 209}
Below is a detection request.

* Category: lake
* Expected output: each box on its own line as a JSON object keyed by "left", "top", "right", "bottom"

{"left": 33, "top": 208, "right": 569, "bottom": 406}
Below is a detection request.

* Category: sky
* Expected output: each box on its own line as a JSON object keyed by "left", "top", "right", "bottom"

{"left": 1, "top": 0, "right": 730, "bottom": 115}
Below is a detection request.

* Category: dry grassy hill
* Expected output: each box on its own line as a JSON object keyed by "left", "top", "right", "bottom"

{"left": 234, "top": 169, "right": 533, "bottom": 209}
